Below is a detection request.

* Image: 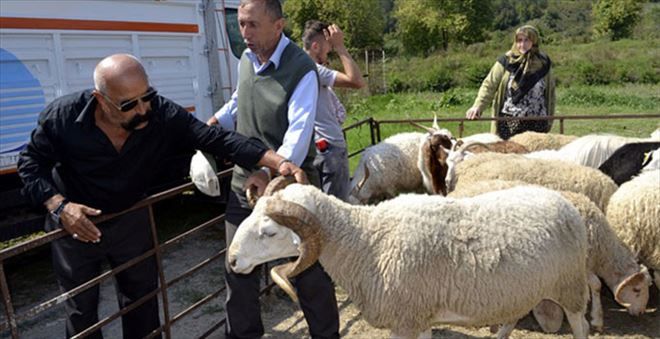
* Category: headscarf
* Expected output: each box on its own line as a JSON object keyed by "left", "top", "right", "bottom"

{"left": 496, "top": 25, "right": 551, "bottom": 104}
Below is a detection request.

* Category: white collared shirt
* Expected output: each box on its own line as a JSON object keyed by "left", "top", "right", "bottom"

{"left": 214, "top": 34, "right": 318, "bottom": 166}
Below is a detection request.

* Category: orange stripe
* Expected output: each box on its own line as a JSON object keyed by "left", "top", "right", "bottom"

{"left": 0, "top": 17, "right": 198, "bottom": 33}
{"left": 0, "top": 167, "right": 18, "bottom": 175}
{"left": 185, "top": 106, "right": 195, "bottom": 112}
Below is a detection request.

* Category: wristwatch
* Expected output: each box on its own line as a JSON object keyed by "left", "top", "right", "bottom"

{"left": 50, "top": 199, "right": 69, "bottom": 225}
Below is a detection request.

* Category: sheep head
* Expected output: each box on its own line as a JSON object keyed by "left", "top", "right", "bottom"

{"left": 228, "top": 177, "right": 323, "bottom": 303}
{"left": 614, "top": 266, "right": 651, "bottom": 316}
{"left": 420, "top": 133, "right": 454, "bottom": 195}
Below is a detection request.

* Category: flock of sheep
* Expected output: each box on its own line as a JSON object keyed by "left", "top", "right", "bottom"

{"left": 227, "top": 123, "right": 660, "bottom": 339}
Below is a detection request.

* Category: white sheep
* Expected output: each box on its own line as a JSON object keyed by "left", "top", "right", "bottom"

{"left": 450, "top": 180, "right": 651, "bottom": 333}
{"left": 607, "top": 169, "right": 660, "bottom": 291}
{"left": 228, "top": 178, "right": 590, "bottom": 339}
{"left": 509, "top": 131, "right": 577, "bottom": 151}
{"left": 348, "top": 132, "right": 431, "bottom": 204}
{"left": 451, "top": 153, "right": 618, "bottom": 211}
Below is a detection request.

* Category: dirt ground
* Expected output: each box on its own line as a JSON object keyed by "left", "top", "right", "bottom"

{"left": 3, "top": 224, "right": 659, "bottom": 339}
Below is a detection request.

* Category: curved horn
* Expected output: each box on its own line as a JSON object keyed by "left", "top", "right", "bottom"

{"left": 432, "top": 113, "right": 440, "bottom": 130}
{"left": 356, "top": 163, "right": 370, "bottom": 190}
{"left": 409, "top": 121, "right": 437, "bottom": 134}
{"left": 246, "top": 186, "right": 259, "bottom": 209}
{"left": 265, "top": 199, "right": 323, "bottom": 300}
{"left": 458, "top": 141, "right": 489, "bottom": 153}
{"left": 264, "top": 175, "right": 296, "bottom": 196}
{"left": 270, "top": 265, "right": 299, "bottom": 303}
{"left": 451, "top": 139, "right": 464, "bottom": 152}
{"left": 247, "top": 175, "right": 297, "bottom": 209}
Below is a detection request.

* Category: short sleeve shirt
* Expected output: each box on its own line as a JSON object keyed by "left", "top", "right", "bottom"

{"left": 314, "top": 64, "right": 346, "bottom": 148}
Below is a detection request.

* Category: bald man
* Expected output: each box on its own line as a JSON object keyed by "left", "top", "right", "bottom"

{"left": 17, "top": 53, "right": 305, "bottom": 338}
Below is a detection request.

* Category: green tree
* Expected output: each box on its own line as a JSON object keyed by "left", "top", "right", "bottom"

{"left": 592, "top": 0, "right": 644, "bottom": 40}
{"left": 393, "top": 0, "right": 493, "bottom": 56}
{"left": 283, "top": 0, "right": 384, "bottom": 50}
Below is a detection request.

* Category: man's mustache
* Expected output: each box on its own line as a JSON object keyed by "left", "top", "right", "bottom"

{"left": 122, "top": 110, "right": 151, "bottom": 131}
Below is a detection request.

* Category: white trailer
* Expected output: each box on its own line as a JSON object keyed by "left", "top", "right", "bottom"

{"left": 0, "top": 0, "right": 244, "bottom": 173}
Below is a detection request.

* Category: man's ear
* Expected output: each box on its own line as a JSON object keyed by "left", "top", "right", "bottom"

{"left": 274, "top": 17, "right": 285, "bottom": 34}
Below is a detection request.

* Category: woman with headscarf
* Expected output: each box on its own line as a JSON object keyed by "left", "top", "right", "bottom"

{"left": 466, "top": 25, "right": 555, "bottom": 140}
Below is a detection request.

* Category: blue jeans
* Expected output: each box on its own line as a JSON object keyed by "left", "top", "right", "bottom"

{"left": 313, "top": 144, "right": 350, "bottom": 201}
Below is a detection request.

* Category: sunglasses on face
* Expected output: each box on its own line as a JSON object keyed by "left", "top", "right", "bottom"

{"left": 99, "top": 87, "right": 158, "bottom": 112}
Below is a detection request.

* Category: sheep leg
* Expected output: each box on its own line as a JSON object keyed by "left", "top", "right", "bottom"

{"left": 654, "top": 270, "right": 660, "bottom": 292}
{"left": 564, "top": 308, "right": 589, "bottom": 339}
{"left": 532, "top": 300, "right": 564, "bottom": 333}
{"left": 496, "top": 321, "right": 517, "bottom": 339}
{"left": 588, "top": 273, "right": 604, "bottom": 332}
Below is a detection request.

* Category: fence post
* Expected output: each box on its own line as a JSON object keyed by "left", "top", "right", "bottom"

{"left": 0, "top": 264, "right": 19, "bottom": 338}
{"left": 560, "top": 118, "right": 565, "bottom": 135}
{"left": 148, "top": 206, "right": 172, "bottom": 339}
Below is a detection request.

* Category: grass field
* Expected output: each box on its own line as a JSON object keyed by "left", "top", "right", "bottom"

{"left": 339, "top": 83, "right": 660, "bottom": 171}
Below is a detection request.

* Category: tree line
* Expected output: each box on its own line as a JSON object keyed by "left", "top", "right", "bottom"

{"left": 282, "top": 0, "right": 649, "bottom": 56}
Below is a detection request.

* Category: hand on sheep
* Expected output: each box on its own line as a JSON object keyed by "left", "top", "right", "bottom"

{"left": 278, "top": 161, "right": 308, "bottom": 185}
{"left": 245, "top": 170, "right": 270, "bottom": 197}
{"left": 466, "top": 106, "right": 482, "bottom": 120}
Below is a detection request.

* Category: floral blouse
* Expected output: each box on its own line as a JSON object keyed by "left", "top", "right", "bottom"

{"left": 501, "top": 75, "right": 547, "bottom": 117}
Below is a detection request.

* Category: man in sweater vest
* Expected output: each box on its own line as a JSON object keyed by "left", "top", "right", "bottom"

{"left": 207, "top": 0, "right": 340, "bottom": 338}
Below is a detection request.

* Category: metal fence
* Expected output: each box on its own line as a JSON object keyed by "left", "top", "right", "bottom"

{"left": 1, "top": 113, "right": 658, "bottom": 338}
{"left": 0, "top": 169, "right": 275, "bottom": 339}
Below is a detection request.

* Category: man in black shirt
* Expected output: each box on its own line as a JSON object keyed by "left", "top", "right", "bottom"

{"left": 17, "top": 53, "right": 305, "bottom": 338}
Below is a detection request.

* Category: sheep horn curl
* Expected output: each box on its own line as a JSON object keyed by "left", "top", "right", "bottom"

{"left": 265, "top": 199, "right": 323, "bottom": 303}
{"left": 246, "top": 175, "right": 297, "bottom": 209}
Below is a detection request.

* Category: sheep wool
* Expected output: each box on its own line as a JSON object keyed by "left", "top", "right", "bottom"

{"left": 607, "top": 170, "right": 660, "bottom": 288}
{"left": 451, "top": 180, "right": 649, "bottom": 331}
{"left": 454, "top": 153, "right": 617, "bottom": 211}
{"left": 348, "top": 132, "right": 426, "bottom": 204}
{"left": 275, "top": 185, "right": 589, "bottom": 338}
{"left": 510, "top": 131, "right": 577, "bottom": 151}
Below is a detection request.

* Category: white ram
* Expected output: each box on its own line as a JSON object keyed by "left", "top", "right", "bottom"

{"left": 450, "top": 180, "right": 650, "bottom": 333}
{"left": 607, "top": 169, "right": 660, "bottom": 291}
{"left": 228, "top": 178, "right": 590, "bottom": 339}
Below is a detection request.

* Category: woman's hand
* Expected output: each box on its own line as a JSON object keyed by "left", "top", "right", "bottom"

{"left": 466, "top": 107, "right": 482, "bottom": 120}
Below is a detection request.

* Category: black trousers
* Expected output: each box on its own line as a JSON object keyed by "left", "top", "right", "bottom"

{"left": 49, "top": 208, "right": 161, "bottom": 339}
{"left": 224, "top": 190, "right": 340, "bottom": 339}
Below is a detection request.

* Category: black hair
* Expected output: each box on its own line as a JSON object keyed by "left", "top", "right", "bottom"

{"left": 302, "top": 20, "right": 328, "bottom": 50}
{"left": 240, "top": 0, "right": 283, "bottom": 20}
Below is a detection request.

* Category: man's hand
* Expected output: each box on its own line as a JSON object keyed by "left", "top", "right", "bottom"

{"left": 206, "top": 116, "right": 219, "bottom": 126}
{"left": 278, "top": 161, "right": 308, "bottom": 184}
{"left": 245, "top": 170, "right": 270, "bottom": 196}
{"left": 325, "top": 24, "right": 345, "bottom": 52}
{"left": 466, "top": 106, "right": 482, "bottom": 120}
{"left": 60, "top": 202, "right": 102, "bottom": 243}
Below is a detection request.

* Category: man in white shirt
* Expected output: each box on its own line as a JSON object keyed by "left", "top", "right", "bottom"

{"left": 207, "top": 1, "right": 340, "bottom": 338}
{"left": 302, "top": 20, "right": 365, "bottom": 201}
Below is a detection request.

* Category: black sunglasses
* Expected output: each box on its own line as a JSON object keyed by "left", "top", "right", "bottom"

{"left": 99, "top": 87, "right": 158, "bottom": 112}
